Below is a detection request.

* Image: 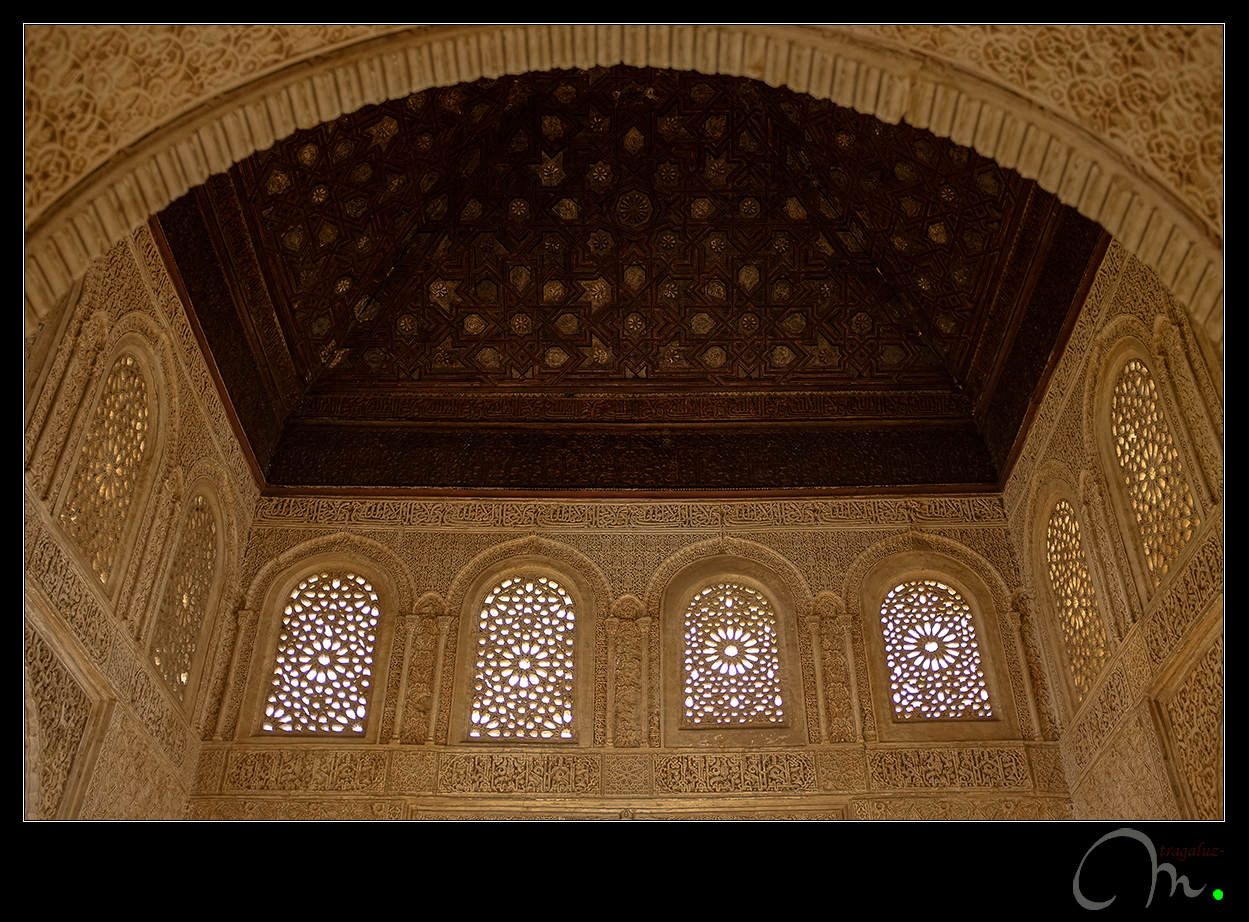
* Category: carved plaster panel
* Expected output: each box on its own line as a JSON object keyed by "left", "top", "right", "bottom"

{"left": 1071, "top": 704, "right": 1179, "bottom": 820}
{"left": 79, "top": 712, "right": 187, "bottom": 820}
{"left": 861, "top": 25, "right": 1222, "bottom": 232}
{"left": 1162, "top": 634, "right": 1223, "bottom": 819}
{"left": 866, "top": 745, "right": 1030, "bottom": 789}
{"left": 853, "top": 795, "right": 1072, "bottom": 820}
{"left": 24, "top": 623, "right": 94, "bottom": 820}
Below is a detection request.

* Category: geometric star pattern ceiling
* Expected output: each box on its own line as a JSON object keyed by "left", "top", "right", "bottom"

{"left": 158, "top": 66, "right": 1106, "bottom": 492}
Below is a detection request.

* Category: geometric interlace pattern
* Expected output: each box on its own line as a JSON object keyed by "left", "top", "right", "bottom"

{"left": 151, "top": 494, "right": 217, "bottom": 700}
{"left": 59, "top": 353, "right": 150, "bottom": 586}
{"left": 263, "top": 572, "right": 379, "bottom": 734}
{"left": 879, "top": 580, "right": 993, "bottom": 719}
{"left": 1111, "top": 359, "right": 1199, "bottom": 585}
{"left": 470, "top": 576, "right": 575, "bottom": 740}
{"left": 682, "top": 583, "right": 785, "bottom": 726}
{"left": 1045, "top": 500, "right": 1108, "bottom": 701}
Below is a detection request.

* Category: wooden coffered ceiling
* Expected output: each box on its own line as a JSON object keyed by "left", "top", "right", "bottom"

{"left": 157, "top": 66, "right": 1106, "bottom": 493}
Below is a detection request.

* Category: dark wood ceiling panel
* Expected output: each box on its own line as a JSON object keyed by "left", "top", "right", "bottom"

{"left": 157, "top": 66, "right": 1105, "bottom": 493}
{"left": 266, "top": 422, "right": 997, "bottom": 492}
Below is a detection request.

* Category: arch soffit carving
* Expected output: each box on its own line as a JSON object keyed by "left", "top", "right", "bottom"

{"left": 242, "top": 531, "right": 415, "bottom": 614}
{"left": 443, "top": 534, "right": 613, "bottom": 622}
{"left": 643, "top": 536, "right": 814, "bottom": 622}
{"left": 25, "top": 24, "right": 1222, "bottom": 352}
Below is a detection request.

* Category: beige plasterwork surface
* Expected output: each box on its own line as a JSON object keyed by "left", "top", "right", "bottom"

{"left": 26, "top": 24, "right": 1223, "bottom": 240}
{"left": 24, "top": 24, "right": 406, "bottom": 222}
{"left": 852, "top": 24, "right": 1222, "bottom": 237}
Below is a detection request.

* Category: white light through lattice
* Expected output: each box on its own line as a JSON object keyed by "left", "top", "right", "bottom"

{"left": 879, "top": 580, "right": 992, "bottom": 719}
{"left": 263, "top": 572, "right": 379, "bottom": 734}
{"left": 683, "top": 583, "right": 785, "bottom": 726}
{"left": 470, "top": 576, "right": 575, "bottom": 740}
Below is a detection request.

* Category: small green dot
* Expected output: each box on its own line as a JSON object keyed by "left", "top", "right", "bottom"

{"left": 1213, "top": 889, "right": 1223, "bottom": 900}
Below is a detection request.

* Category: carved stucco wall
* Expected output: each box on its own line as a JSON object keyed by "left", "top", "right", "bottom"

{"left": 196, "top": 241, "right": 1226, "bottom": 821}
{"left": 23, "top": 39, "right": 1224, "bottom": 817}
{"left": 25, "top": 24, "right": 1223, "bottom": 355}
{"left": 24, "top": 235, "right": 1223, "bottom": 818}
{"left": 1004, "top": 240, "right": 1223, "bottom": 821}
{"left": 23, "top": 227, "right": 256, "bottom": 821}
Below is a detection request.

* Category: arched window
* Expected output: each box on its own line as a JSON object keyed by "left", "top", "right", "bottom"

{"left": 59, "top": 353, "right": 151, "bottom": 586}
{"left": 469, "top": 575, "right": 576, "bottom": 740}
{"left": 150, "top": 493, "right": 218, "bottom": 702}
{"left": 878, "top": 579, "right": 993, "bottom": 720}
{"left": 858, "top": 548, "right": 1019, "bottom": 742}
{"left": 681, "top": 582, "right": 785, "bottom": 727}
{"left": 1044, "top": 500, "right": 1108, "bottom": 703}
{"left": 1110, "top": 358, "right": 1200, "bottom": 586}
{"left": 262, "top": 570, "right": 380, "bottom": 734}
{"left": 660, "top": 554, "right": 805, "bottom": 748}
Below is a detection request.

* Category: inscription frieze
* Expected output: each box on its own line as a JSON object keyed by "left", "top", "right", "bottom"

{"left": 866, "top": 745, "right": 1030, "bottom": 789}
{"left": 653, "top": 753, "right": 817, "bottom": 794}
{"left": 854, "top": 795, "right": 1071, "bottom": 820}
{"left": 251, "top": 496, "right": 1008, "bottom": 530}
{"left": 223, "top": 749, "right": 389, "bottom": 793}
{"left": 438, "top": 753, "right": 600, "bottom": 795}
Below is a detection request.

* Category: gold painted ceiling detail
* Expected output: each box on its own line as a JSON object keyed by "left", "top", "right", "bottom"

{"left": 162, "top": 66, "right": 1103, "bottom": 489}
{"left": 233, "top": 67, "right": 1017, "bottom": 399}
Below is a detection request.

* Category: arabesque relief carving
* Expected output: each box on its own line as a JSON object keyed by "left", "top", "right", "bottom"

{"left": 23, "top": 42, "right": 1222, "bottom": 821}
{"left": 79, "top": 713, "right": 186, "bottom": 821}
{"left": 1163, "top": 634, "right": 1223, "bottom": 819}
{"left": 863, "top": 25, "right": 1222, "bottom": 232}
{"left": 24, "top": 624, "right": 93, "bottom": 820}
{"left": 441, "top": 753, "right": 600, "bottom": 794}
{"left": 224, "top": 749, "right": 388, "bottom": 793}
{"left": 866, "top": 745, "right": 1030, "bottom": 789}
{"left": 854, "top": 796, "right": 1072, "bottom": 821}
{"left": 1071, "top": 704, "right": 1180, "bottom": 820}
{"left": 654, "top": 753, "right": 817, "bottom": 794}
